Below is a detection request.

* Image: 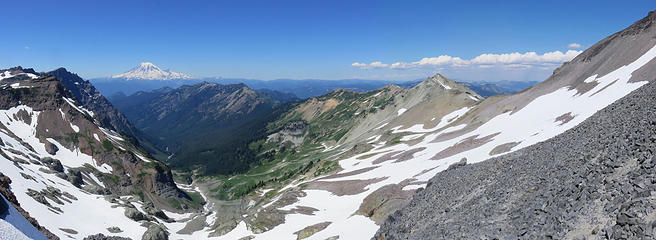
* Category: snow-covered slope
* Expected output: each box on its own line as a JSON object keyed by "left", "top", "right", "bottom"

{"left": 112, "top": 62, "right": 192, "bottom": 80}
{"left": 200, "top": 11, "right": 656, "bottom": 240}
{"left": 0, "top": 72, "right": 208, "bottom": 239}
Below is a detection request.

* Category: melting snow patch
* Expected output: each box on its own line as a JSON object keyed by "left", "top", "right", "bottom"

{"left": 58, "top": 108, "right": 66, "bottom": 120}
{"left": 373, "top": 122, "right": 388, "bottom": 130}
{"left": 88, "top": 173, "right": 106, "bottom": 188}
{"left": 69, "top": 123, "right": 80, "bottom": 132}
{"left": 397, "top": 108, "right": 407, "bottom": 116}
{"left": 400, "top": 134, "right": 424, "bottom": 141}
{"left": 99, "top": 127, "right": 124, "bottom": 141}
{"left": 468, "top": 95, "right": 479, "bottom": 101}
{"left": 366, "top": 135, "right": 381, "bottom": 143}
{"left": 393, "top": 107, "right": 472, "bottom": 134}
{"left": 437, "top": 79, "right": 452, "bottom": 89}
{"left": 135, "top": 153, "right": 152, "bottom": 162}
{"left": 401, "top": 184, "right": 425, "bottom": 191}
{"left": 583, "top": 74, "right": 599, "bottom": 83}
{"left": 62, "top": 97, "right": 94, "bottom": 117}
{"left": 93, "top": 133, "right": 100, "bottom": 142}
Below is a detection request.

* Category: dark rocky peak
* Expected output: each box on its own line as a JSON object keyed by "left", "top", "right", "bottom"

{"left": 4, "top": 66, "right": 38, "bottom": 75}
{"left": 0, "top": 66, "right": 41, "bottom": 81}
{"left": 49, "top": 67, "right": 87, "bottom": 84}
{"left": 44, "top": 67, "right": 138, "bottom": 137}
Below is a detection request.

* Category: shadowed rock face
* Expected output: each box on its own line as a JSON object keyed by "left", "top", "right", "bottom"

{"left": 374, "top": 71, "right": 656, "bottom": 239}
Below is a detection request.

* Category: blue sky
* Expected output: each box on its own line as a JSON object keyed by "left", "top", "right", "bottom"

{"left": 2, "top": 0, "right": 655, "bottom": 81}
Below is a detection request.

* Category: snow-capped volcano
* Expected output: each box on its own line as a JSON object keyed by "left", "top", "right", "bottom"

{"left": 112, "top": 62, "right": 192, "bottom": 80}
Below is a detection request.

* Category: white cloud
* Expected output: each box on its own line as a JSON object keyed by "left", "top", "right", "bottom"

{"left": 24, "top": 46, "right": 30, "bottom": 50}
{"left": 470, "top": 50, "right": 581, "bottom": 64}
{"left": 568, "top": 43, "right": 582, "bottom": 49}
{"left": 352, "top": 50, "right": 582, "bottom": 70}
{"left": 351, "top": 62, "right": 368, "bottom": 68}
{"left": 369, "top": 61, "right": 388, "bottom": 68}
{"left": 352, "top": 61, "right": 388, "bottom": 69}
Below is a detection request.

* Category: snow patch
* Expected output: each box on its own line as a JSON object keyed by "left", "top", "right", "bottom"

{"left": 69, "top": 123, "right": 80, "bottom": 133}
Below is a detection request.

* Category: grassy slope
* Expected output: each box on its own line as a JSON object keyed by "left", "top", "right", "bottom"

{"left": 203, "top": 88, "right": 398, "bottom": 201}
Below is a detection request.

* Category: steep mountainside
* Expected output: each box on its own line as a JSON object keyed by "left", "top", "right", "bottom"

{"left": 375, "top": 69, "right": 656, "bottom": 240}
{"left": 112, "top": 82, "right": 297, "bottom": 174}
{"left": 0, "top": 69, "right": 203, "bottom": 239}
{"left": 184, "top": 10, "right": 656, "bottom": 240}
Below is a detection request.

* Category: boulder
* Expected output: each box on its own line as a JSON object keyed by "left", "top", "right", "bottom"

{"left": 42, "top": 157, "right": 64, "bottom": 172}
{"left": 124, "top": 208, "right": 150, "bottom": 222}
{"left": 141, "top": 202, "right": 171, "bottom": 221}
{"left": 141, "top": 224, "right": 168, "bottom": 240}
{"left": 67, "top": 170, "right": 83, "bottom": 188}
{"left": 44, "top": 142, "right": 59, "bottom": 155}
{"left": 446, "top": 158, "right": 467, "bottom": 171}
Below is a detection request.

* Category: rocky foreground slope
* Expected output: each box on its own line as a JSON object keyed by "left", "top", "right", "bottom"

{"left": 375, "top": 72, "right": 656, "bottom": 239}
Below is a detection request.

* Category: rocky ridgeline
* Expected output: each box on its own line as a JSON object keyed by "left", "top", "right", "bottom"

{"left": 375, "top": 79, "right": 656, "bottom": 239}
